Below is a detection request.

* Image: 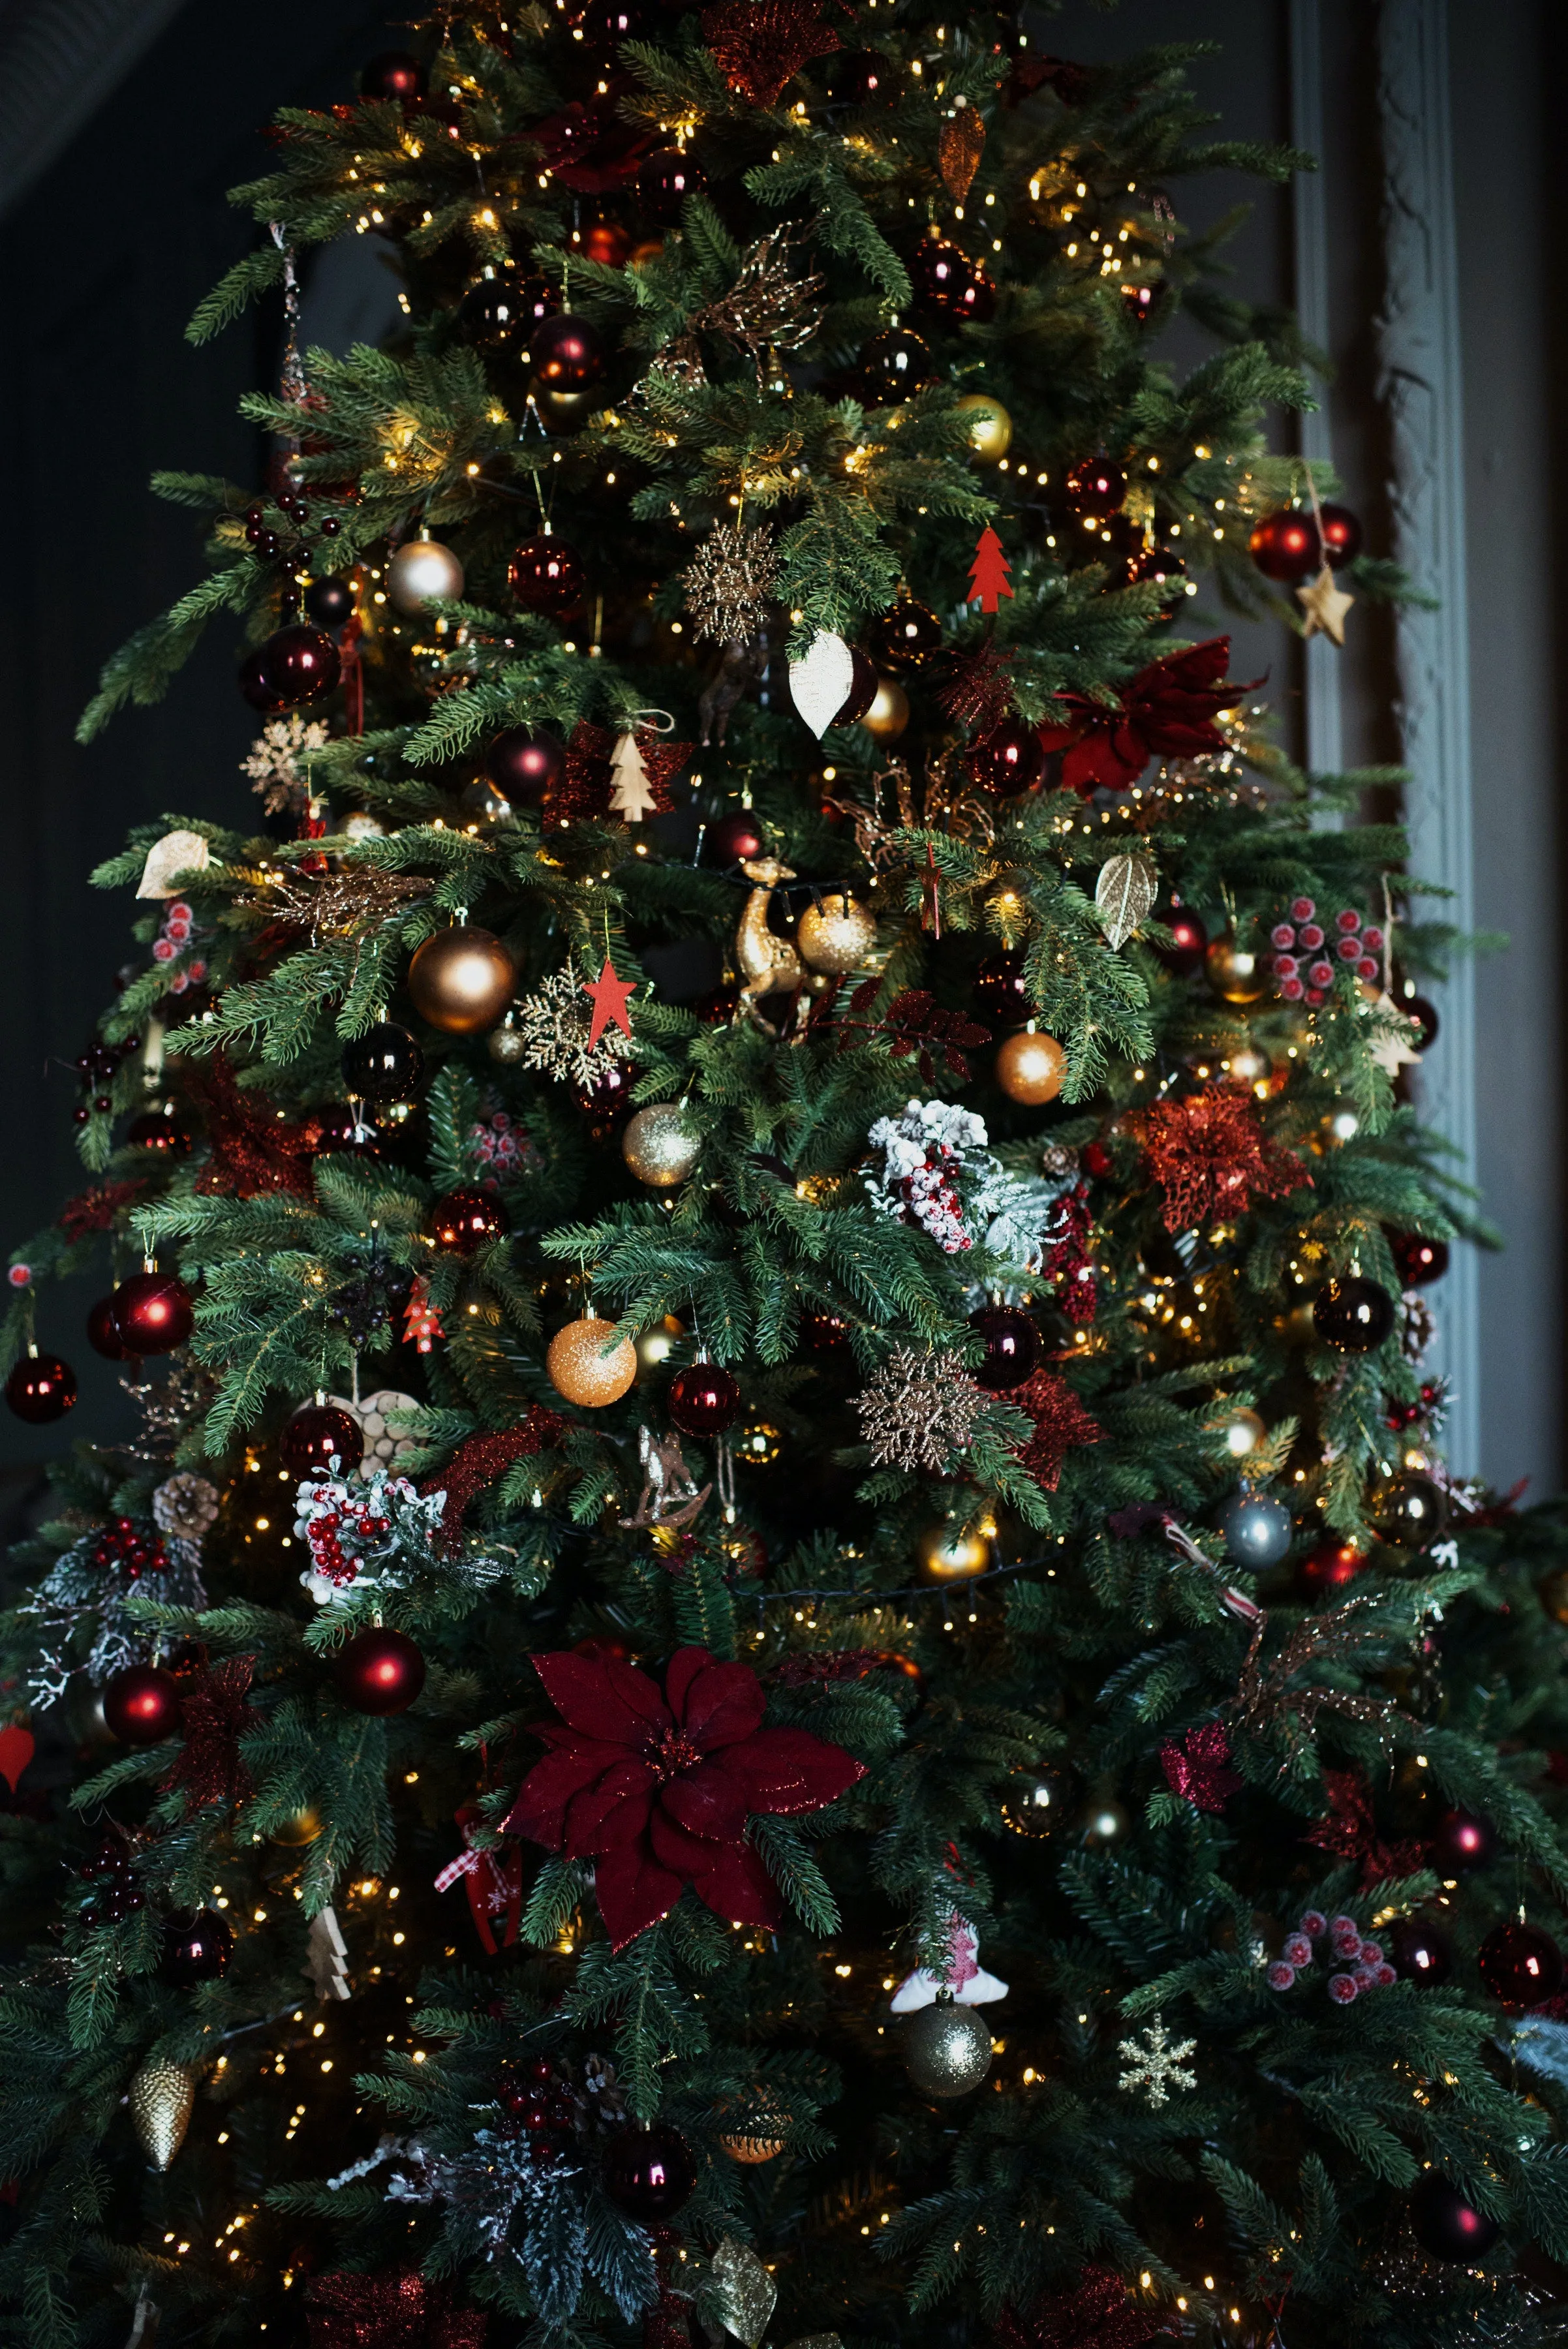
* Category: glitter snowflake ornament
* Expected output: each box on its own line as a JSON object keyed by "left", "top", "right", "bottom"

{"left": 681, "top": 520, "right": 780, "bottom": 644}
{"left": 1116, "top": 2014, "right": 1197, "bottom": 2108}
{"left": 514, "top": 957, "right": 636, "bottom": 1088}
{"left": 855, "top": 1345, "right": 987, "bottom": 1472}
{"left": 241, "top": 712, "right": 329, "bottom": 816}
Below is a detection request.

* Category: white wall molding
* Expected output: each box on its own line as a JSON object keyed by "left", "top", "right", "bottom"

{"left": 1288, "top": 0, "right": 1344, "bottom": 779}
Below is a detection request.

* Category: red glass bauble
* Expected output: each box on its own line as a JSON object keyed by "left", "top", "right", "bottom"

{"left": 1154, "top": 906, "right": 1208, "bottom": 977}
{"left": 668, "top": 1362, "right": 741, "bottom": 1437}
{"left": 334, "top": 1627, "right": 426, "bottom": 1716}
{"left": 855, "top": 328, "right": 933, "bottom": 405}
{"left": 1477, "top": 1920, "right": 1563, "bottom": 2007}
{"left": 111, "top": 1272, "right": 194, "bottom": 1355}
{"left": 1296, "top": 1535, "right": 1364, "bottom": 1599}
{"left": 103, "top": 1663, "right": 181, "bottom": 1745}
{"left": 1248, "top": 509, "right": 1320, "bottom": 582}
{"left": 528, "top": 313, "right": 605, "bottom": 390}
{"left": 601, "top": 2125, "right": 697, "bottom": 2218}
{"left": 1411, "top": 2173, "right": 1500, "bottom": 2264}
{"left": 1390, "top": 1232, "right": 1449, "bottom": 1288}
{"left": 87, "top": 1297, "right": 137, "bottom": 1361}
{"left": 1063, "top": 455, "right": 1126, "bottom": 519}
{"left": 427, "top": 1187, "right": 510, "bottom": 1255}
{"left": 706, "top": 809, "right": 768, "bottom": 865}
{"left": 968, "top": 1306, "right": 1039, "bottom": 1392}
{"left": 833, "top": 648, "right": 880, "bottom": 726}
{"left": 973, "top": 951, "right": 1028, "bottom": 1028}
{"left": 486, "top": 725, "right": 565, "bottom": 805}
{"left": 361, "top": 50, "right": 427, "bottom": 102}
{"left": 966, "top": 721, "right": 1044, "bottom": 797}
{"left": 303, "top": 574, "right": 355, "bottom": 630}
{"left": 638, "top": 149, "right": 706, "bottom": 221}
{"left": 572, "top": 1062, "right": 636, "bottom": 1127}
{"left": 1389, "top": 1915, "right": 1452, "bottom": 1985}
{"left": 239, "top": 648, "right": 286, "bottom": 713}
{"left": 908, "top": 238, "right": 996, "bottom": 321}
{"left": 576, "top": 213, "right": 632, "bottom": 268}
{"left": 160, "top": 1907, "right": 235, "bottom": 1986}
{"left": 281, "top": 1403, "right": 365, "bottom": 1479}
{"left": 1311, "top": 1276, "right": 1394, "bottom": 1353}
{"left": 6, "top": 1352, "right": 76, "bottom": 1423}
{"left": 262, "top": 622, "right": 341, "bottom": 708}
{"left": 865, "top": 601, "right": 943, "bottom": 670}
{"left": 1318, "top": 502, "right": 1362, "bottom": 568}
{"left": 1432, "top": 1806, "right": 1495, "bottom": 1871}
{"left": 508, "top": 534, "right": 587, "bottom": 618}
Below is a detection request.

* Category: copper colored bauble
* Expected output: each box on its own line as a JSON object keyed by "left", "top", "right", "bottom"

{"left": 6, "top": 1351, "right": 76, "bottom": 1423}
{"left": 281, "top": 1403, "right": 365, "bottom": 1479}
{"left": 973, "top": 951, "right": 1029, "bottom": 1028}
{"left": 1000, "top": 1764, "right": 1079, "bottom": 1839}
{"left": 601, "top": 2125, "right": 697, "bottom": 2218}
{"left": 547, "top": 1316, "right": 638, "bottom": 1407}
{"left": 485, "top": 725, "right": 564, "bottom": 805}
{"left": 1411, "top": 2173, "right": 1500, "bottom": 2264}
{"left": 341, "top": 1020, "right": 424, "bottom": 1101}
{"left": 528, "top": 313, "right": 605, "bottom": 391}
{"left": 1318, "top": 502, "right": 1363, "bottom": 568}
{"left": 239, "top": 648, "right": 285, "bottom": 713}
{"left": 427, "top": 1186, "right": 510, "bottom": 1254}
{"left": 916, "top": 1521, "right": 990, "bottom": 1582}
{"left": 1312, "top": 1276, "right": 1395, "bottom": 1353}
{"left": 909, "top": 238, "right": 996, "bottom": 321}
{"left": 1214, "top": 1403, "right": 1267, "bottom": 1462}
{"left": 334, "top": 1627, "right": 426, "bottom": 1716}
{"left": 622, "top": 1104, "right": 702, "bottom": 1188}
{"left": 1063, "top": 454, "right": 1126, "bottom": 519}
{"left": 995, "top": 1028, "right": 1065, "bottom": 1105}
{"left": 130, "top": 2054, "right": 196, "bottom": 2172}
{"left": 1155, "top": 906, "right": 1208, "bottom": 977}
{"left": 706, "top": 808, "right": 768, "bottom": 865}
{"left": 111, "top": 1272, "right": 194, "bottom": 1355}
{"left": 856, "top": 327, "right": 934, "bottom": 405}
{"left": 718, "top": 2098, "right": 788, "bottom": 2163}
{"left": 408, "top": 927, "right": 517, "bottom": 1035}
{"left": 160, "top": 1907, "right": 235, "bottom": 1987}
{"left": 361, "top": 50, "right": 427, "bottom": 102}
{"left": 900, "top": 1995, "right": 992, "bottom": 2097}
{"left": 638, "top": 148, "right": 705, "bottom": 220}
{"left": 387, "top": 536, "right": 465, "bottom": 615}
{"left": 262, "top": 622, "right": 341, "bottom": 707}
{"left": 969, "top": 1306, "right": 1038, "bottom": 1392}
{"left": 1390, "top": 1232, "right": 1449, "bottom": 1287}
{"left": 1248, "top": 508, "right": 1320, "bottom": 582}
{"left": 1389, "top": 1915, "right": 1453, "bottom": 1985}
{"left": 1477, "top": 1920, "right": 1563, "bottom": 2006}
{"left": 103, "top": 1664, "right": 181, "bottom": 1745}
{"left": 508, "top": 534, "right": 586, "bottom": 618}
{"left": 966, "top": 720, "right": 1044, "bottom": 796}
{"left": 1216, "top": 1487, "right": 1292, "bottom": 1570}
{"left": 953, "top": 391, "right": 1013, "bottom": 464}
{"left": 833, "top": 647, "right": 880, "bottom": 726}
{"left": 797, "top": 892, "right": 877, "bottom": 973}
{"left": 1205, "top": 933, "right": 1267, "bottom": 1004}
{"left": 304, "top": 575, "right": 355, "bottom": 630}
{"left": 1432, "top": 1806, "right": 1495, "bottom": 1872}
{"left": 861, "top": 675, "right": 909, "bottom": 739}
{"left": 87, "top": 1296, "right": 137, "bottom": 1361}
{"left": 866, "top": 600, "right": 944, "bottom": 671}
{"left": 268, "top": 1804, "right": 324, "bottom": 1847}
{"left": 668, "top": 1362, "right": 741, "bottom": 1437}
{"left": 1297, "top": 1534, "right": 1365, "bottom": 1599}
{"left": 1369, "top": 1469, "right": 1448, "bottom": 1547}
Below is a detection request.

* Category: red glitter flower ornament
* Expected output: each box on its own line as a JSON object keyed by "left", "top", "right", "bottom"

{"left": 506, "top": 1646, "right": 865, "bottom": 1947}
{"left": 700, "top": 0, "right": 840, "bottom": 106}
{"left": 1038, "top": 637, "right": 1253, "bottom": 797}
{"left": 1138, "top": 1090, "right": 1310, "bottom": 1233}
{"left": 1160, "top": 1721, "right": 1242, "bottom": 1815}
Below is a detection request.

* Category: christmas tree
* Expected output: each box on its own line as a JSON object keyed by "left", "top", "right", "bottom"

{"left": 5, "top": 14, "right": 1568, "bottom": 2349}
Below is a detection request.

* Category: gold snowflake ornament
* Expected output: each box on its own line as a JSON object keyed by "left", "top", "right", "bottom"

{"left": 1116, "top": 2012, "right": 1197, "bottom": 2108}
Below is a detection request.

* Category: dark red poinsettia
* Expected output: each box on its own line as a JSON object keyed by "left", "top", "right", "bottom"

{"left": 505, "top": 1646, "right": 864, "bottom": 1948}
{"left": 1038, "top": 637, "right": 1253, "bottom": 796}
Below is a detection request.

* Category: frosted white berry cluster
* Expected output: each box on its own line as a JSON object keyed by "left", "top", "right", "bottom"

{"left": 865, "top": 1099, "right": 990, "bottom": 1253}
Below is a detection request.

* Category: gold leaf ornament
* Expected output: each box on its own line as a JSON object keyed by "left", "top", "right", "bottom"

{"left": 701, "top": 2237, "right": 778, "bottom": 2349}
{"left": 938, "top": 102, "right": 985, "bottom": 200}
{"left": 1094, "top": 852, "right": 1158, "bottom": 949}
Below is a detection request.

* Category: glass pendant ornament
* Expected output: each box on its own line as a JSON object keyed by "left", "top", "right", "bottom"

{"left": 508, "top": 534, "right": 586, "bottom": 618}
{"left": 1216, "top": 1487, "right": 1293, "bottom": 1570}
{"left": 103, "top": 1663, "right": 181, "bottom": 1745}
{"left": 1312, "top": 1276, "right": 1395, "bottom": 1353}
{"left": 1368, "top": 1469, "right": 1448, "bottom": 1547}
{"left": 281, "top": 1402, "right": 364, "bottom": 1479}
{"left": 341, "top": 1021, "right": 424, "bottom": 1101}
{"left": 1063, "top": 454, "right": 1127, "bottom": 519}
{"left": 1410, "top": 2173, "right": 1499, "bottom": 2264}
{"left": 969, "top": 1306, "right": 1039, "bottom": 1391}
{"left": 1248, "top": 508, "right": 1321, "bottom": 581}
{"left": 333, "top": 1627, "right": 426, "bottom": 1716}
{"left": 1432, "top": 1806, "right": 1495, "bottom": 1871}
{"left": 1388, "top": 1914, "right": 1453, "bottom": 1985}
{"left": 973, "top": 951, "right": 1029, "bottom": 1028}
{"left": 6, "top": 1351, "right": 76, "bottom": 1423}
{"left": 547, "top": 1315, "right": 638, "bottom": 1407}
{"left": 1318, "top": 502, "right": 1363, "bottom": 568}
{"left": 159, "top": 1907, "right": 235, "bottom": 1987}
{"left": 387, "top": 535, "right": 465, "bottom": 615}
{"left": 855, "top": 327, "right": 934, "bottom": 404}
{"left": 261, "top": 622, "right": 341, "bottom": 707}
{"left": 908, "top": 236, "right": 996, "bottom": 320}
{"left": 527, "top": 313, "right": 605, "bottom": 390}
{"left": 1389, "top": 1232, "right": 1449, "bottom": 1287}
{"left": 994, "top": 1028, "right": 1066, "bottom": 1105}
{"left": 303, "top": 575, "right": 355, "bottom": 630}
{"left": 865, "top": 599, "right": 944, "bottom": 669}
{"left": 111, "top": 1272, "right": 194, "bottom": 1355}
{"left": 1155, "top": 905, "right": 1208, "bottom": 977}
{"left": 1477, "top": 1920, "right": 1563, "bottom": 2007}
{"left": 966, "top": 721, "right": 1044, "bottom": 796}
{"left": 622, "top": 1105, "right": 702, "bottom": 1188}
{"left": 407, "top": 927, "right": 517, "bottom": 1035}
{"left": 601, "top": 2125, "right": 697, "bottom": 2218}
{"left": 485, "top": 724, "right": 564, "bottom": 805}
{"left": 900, "top": 1995, "right": 993, "bottom": 2097}
{"left": 668, "top": 1362, "right": 741, "bottom": 1437}
{"left": 1000, "top": 1764, "right": 1079, "bottom": 1839}
{"left": 797, "top": 893, "right": 877, "bottom": 972}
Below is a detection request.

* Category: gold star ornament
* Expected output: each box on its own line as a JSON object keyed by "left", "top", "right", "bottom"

{"left": 1296, "top": 560, "right": 1355, "bottom": 647}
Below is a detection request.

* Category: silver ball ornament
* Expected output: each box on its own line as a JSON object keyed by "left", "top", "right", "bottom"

{"left": 387, "top": 535, "right": 466, "bottom": 615}
{"left": 1216, "top": 1486, "right": 1293, "bottom": 1570}
{"left": 487, "top": 1012, "right": 527, "bottom": 1066}
{"left": 623, "top": 1103, "right": 702, "bottom": 1188}
{"left": 899, "top": 1995, "right": 993, "bottom": 2098}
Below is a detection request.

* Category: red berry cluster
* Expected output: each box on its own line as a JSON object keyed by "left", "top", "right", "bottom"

{"left": 1267, "top": 898, "right": 1384, "bottom": 1006}
{"left": 1387, "top": 1380, "right": 1444, "bottom": 1434}
{"left": 499, "top": 2057, "right": 576, "bottom": 2161}
{"left": 1267, "top": 1908, "right": 1396, "bottom": 2003}
{"left": 469, "top": 1109, "right": 535, "bottom": 1179}
{"left": 91, "top": 1518, "right": 170, "bottom": 1582}
{"left": 149, "top": 899, "right": 208, "bottom": 994}
{"left": 305, "top": 1497, "right": 392, "bottom": 1586}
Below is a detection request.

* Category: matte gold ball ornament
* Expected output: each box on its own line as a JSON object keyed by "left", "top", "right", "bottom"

{"left": 916, "top": 1518, "right": 992, "bottom": 1582}
{"left": 1205, "top": 933, "right": 1268, "bottom": 1006}
{"left": 386, "top": 533, "right": 466, "bottom": 615}
{"left": 547, "top": 1315, "right": 638, "bottom": 1407}
{"left": 994, "top": 1026, "right": 1066, "bottom": 1105}
{"left": 130, "top": 2054, "right": 197, "bottom": 2170}
{"left": 408, "top": 926, "right": 517, "bottom": 1035}
{"left": 622, "top": 1103, "right": 703, "bottom": 1188}
{"left": 953, "top": 391, "right": 1013, "bottom": 464}
{"left": 797, "top": 893, "right": 878, "bottom": 974}
{"left": 861, "top": 675, "right": 910, "bottom": 740}
{"left": 899, "top": 1993, "right": 994, "bottom": 2098}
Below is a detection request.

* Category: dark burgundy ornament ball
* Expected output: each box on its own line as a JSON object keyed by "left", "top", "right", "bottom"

{"left": 973, "top": 951, "right": 1029, "bottom": 1028}
{"left": 1248, "top": 508, "right": 1321, "bottom": 582}
{"left": 1410, "top": 2172, "right": 1500, "bottom": 2264}
{"left": 600, "top": 2124, "right": 697, "bottom": 2219}
{"left": 303, "top": 574, "right": 356, "bottom": 630}
{"left": 528, "top": 313, "right": 605, "bottom": 391}
{"left": 866, "top": 600, "right": 943, "bottom": 671}
{"left": 262, "top": 622, "right": 341, "bottom": 708}
{"left": 361, "top": 50, "right": 427, "bottom": 103}
{"left": 668, "top": 1362, "right": 742, "bottom": 1437}
{"left": 969, "top": 1306, "right": 1039, "bottom": 1392}
{"left": 1390, "top": 1232, "right": 1449, "bottom": 1288}
{"left": 1477, "top": 1920, "right": 1564, "bottom": 2007}
{"left": 508, "top": 534, "right": 586, "bottom": 618}
{"left": 833, "top": 647, "right": 880, "bottom": 726}
{"left": 1311, "top": 1276, "right": 1395, "bottom": 1353}
{"left": 1389, "top": 1915, "right": 1453, "bottom": 1986}
{"left": 1297, "top": 1534, "right": 1364, "bottom": 1599}
{"left": 638, "top": 148, "right": 706, "bottom": 221}
{"left": 966, "top": 721, "right": 1044, "bottom": 797}
{"left": 103, "top": 1663, "right": 182, "bottom": 1745}
{"left": 6, "top": 1352, "right": 76, "bottom": 1424}
{"left": 705, "top": 808, "right": 767, "bottom": 865}
{"left": 1318, "top": 502, "right": 1363, "bottom": 568}
{"left": 1063, "top": 454, "right": 1127, "bottom": 520}
{"left": 111, "top": 1272, "right": 194, "bottom": 1356}
{"left": 281, "top": 1403, "right": 365, "bottom": 1480}
{"left": 1432, "top": 1806, "right": 1496, "bottom": 1873}
{"left": 239, "top": 648, "right": 286, "bottom": 713}
{"left": 572, "top": 1061, "right": 636, "bottom": 1127}
{"left": 855, "top": 327, "right": 933, "bottom": 405}
{"left": 1154, "top": 905, "right": 1208, "bottom": 977}
{"left": 486, "top": 725, "right": 564, "bottom": 805}
{"left": 87, "top": 1296, "right": 138, "bottom": 1361}
{"left": 334, "top": 1627, "right": 426, "bottom": 1716}
{"left": 341, "top": 1021, "right": 424, "bottom": 1103}
{"left": 160, "top": 1907, "right": 236, "bottom": 1987}
{"left": 427, "top": 1188, "right": 510, "bottom": 1255}
{"left": 908, "top": 237, "right": 996, "bottom": 322}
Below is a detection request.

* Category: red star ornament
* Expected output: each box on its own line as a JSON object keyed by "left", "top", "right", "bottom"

{"left": 583, "top": 959, "right": 638, "bottom": 1051}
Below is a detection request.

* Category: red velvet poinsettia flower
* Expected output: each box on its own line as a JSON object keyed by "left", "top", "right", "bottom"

{"left": 505, "top": 1646, "right": 865, "bottom": 1948}
{"left": 1038, "top": 637, "right": 1255, "bottom": 796}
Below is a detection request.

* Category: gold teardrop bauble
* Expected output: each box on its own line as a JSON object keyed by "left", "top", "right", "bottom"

{"left": 994, "top": 1028, "right": 1066, "bottom": 1105}
{"left": 130, "top": 2054, "right": 196, "bottom": 2170}
{"left": 268, "top": 1803, "right": 324, "bottom": 1847}
{"left": 916, "top": 1521, "right": 991, "bottom": 1582}
{"left": 797, "top": 893, "right": 878, "bottom": 974}
{"left": 386, "top": 536, "right": 465, "bottom": 615}
{"left": 408, "top": 927, "right": 517, "bottom": 1035}
{"left": 1205, "top": 933, "right": 1268, "bottom": 1005}
{"left": 622, "top": 1103, "right": 703, "bottom": 1188}
{"left": 546, "top": 1316, "right": 638, "bottom": 1407}
{"left": 861, "top": 675, "right": 909, "bottom": 740}
{"left": 899, "top": 1996, "right": 993, "bottom": 2098}
{"left": 953, "top": 391, "right": 1013, "bottom": 465}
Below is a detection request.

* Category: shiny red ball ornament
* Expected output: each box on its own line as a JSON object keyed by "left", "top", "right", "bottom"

{"left": 528, "top": 313, "right": 605, "bottom": 390}
{"left": 638, "top": 148, "right": 706, "bottom": 221}
{"left": 361, "top": 50, "right": 427, "bottom": 102}
{"left": 968, "top": 1306, "right": 1039, "bottom": 1392}
{"left": 508, "top": 534, "right": 586, "bottom": 618}
{"left": 600, "top": 2125, "right": 697, "bottom": 2219}
{"left": 572, "top": 1061, "right": 636, "bottom": 1127}
{"left": 427, "top": 1187, "right": 510, "bottom": 1255}
{"left": 262, "top": 622, "right": 342, "bottom": 708}
{"left": 281, "top": 1403, "right": 365, "bottom": 1479}
{"left": 1296, "top": 1535, "right": 1364, "bottom": 1599}
{"left": 1318, "top": 502, "right": 1363, "bottom": 568}
{"left": 1389, "top": 1915, "right": 1453, "bottom": 1986}
{"left": 334, "top": 1627, "right": 426, "bottom": 1716}
{"left": 855, "top": 328, "right": 934, "bottom": 405}
{"left": 87, "top": 1296, "right": 138, "bottom": 1361}
{"left": 160, "top": 1907, "right": 236, "bottom": 1986}
{"left": 111, "top": 1272, "right": 194, "bottom": 1356}
{"left": 1154, "top": 905, "right": 1208, "bottom": 977}
{"left": 1311, "top": 1276, "right": 1394, "bottom": 1352}
{"left": 705, "top": 808, "right": 767, "bottom": 865}
{"left": 1063, "top": 455, "right": 1126, "bottom": 519}
{"left": 103, "top": 1663, "right": 181, "bottom": 1745}
{"left": 6, "top": 1352, "right": 76, "bottom": 1424}
{"left": 668, "top": 1362, "right": 741, "bottom": 1437}
{"left": 485, "top": 725, "right": 565, "bottom": 805}
{"left": 966, "top": 721, "right": 1044, "bottom": 797}
{"left": 577, "top": 214, "right": 633, "bottom": 269}
{"left": 239, "top": 649, "right": 286, "bottom": 713}
{"left": 1477, "top": 1920, "right": 1564, "bottom": 2007}
{"left": 1411, "top": 2173, "right": 1500, "bottom": 2264}
{"left": 908, "top": 237, "right": 996, "bottom": 321}
{"left": 1432, "top": 1806, "right": 1495, "bottom": 1872}
{"left": 833, "top": 647, "right": 880, "bottom": 726}
{"left": 1390, "top": 1232, "right": 1449, "bottom": 1287}
{"left": 1248, "top": 508, "right": 1321, "bottom": 582}
{"left": 866, "top": 600, "right": 943, "bottom": 671}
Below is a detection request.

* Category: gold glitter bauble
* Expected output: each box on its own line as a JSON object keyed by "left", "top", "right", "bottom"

{"left": 995, "top": 1028, "right": 1065, "bottom": 1105}
{"left": 797, "top": 893, "right": 877, "bottom": 974}
{"left": 131, "top": 2055, "right": 196, "bottom": 2170}
{"left": 899, "top": 1996, "right": 992, "bottom": 2098}
{"left": 1205, "top": 934, "right": 1268, "bottom": 1005}
{"left": 916, "top": 1520, "right": 991, "bottom": 1582}
{"left": 953, "top": 391, "right": 1013, "bottom": 464}
{"left": 268, "top": 1804, "right": 324, "bottom": 1847}
{"left": 386, "top": 535, "right": 465, "bottom": 615}
{"left": 622, "top": 1103, "right": 703, "bottom": 1188}
{"left": 547, "top": 1316, "right": 638, "bottom": 1407}
{"left": 487, "top": 1012, "right": 527, "bottom": 1064}
{"left": 408, "top": 927, "right": 517, "bottom": 1035}
{"left": 861, "top": 675, "right": 909, "bottom": 740}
